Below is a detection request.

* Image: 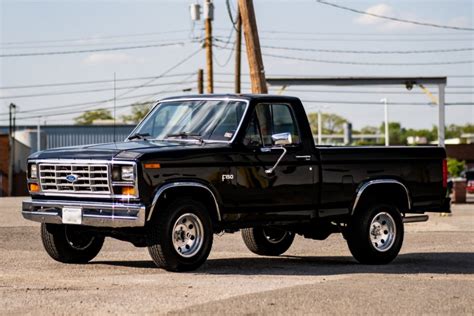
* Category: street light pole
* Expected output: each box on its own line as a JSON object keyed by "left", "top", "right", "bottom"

{"left": 381, "top": 98, "right": 389, "bottom": 146}
{"left": 8, "top": 103, "right": 16, "bottom": 196}
{"left": 318, "top": 110, "right": 322, "bottom": 145}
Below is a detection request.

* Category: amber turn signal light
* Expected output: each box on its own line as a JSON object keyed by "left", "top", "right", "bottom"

{"left": 144, "top": 163, "right": 161, "bottom": 169}
{"left": 121, "top": 186, "right": 136, "bottom": 196}
{"left": 29, "top": 183, "right": 40, "bottom": 192}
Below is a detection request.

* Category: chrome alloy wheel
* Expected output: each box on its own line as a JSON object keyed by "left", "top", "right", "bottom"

{"left": 262, "top": 227, "right": 289, "bottom": 244}
{"left": 370, "top": 212, "right": 396, "bottom": 252}
{"left": 172, "top": 213, "right": 204, "bottom": 258}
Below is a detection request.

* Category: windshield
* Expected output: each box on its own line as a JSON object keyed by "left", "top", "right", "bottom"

{"left": 130, "top": 99, "right": 247, "bottom": 142}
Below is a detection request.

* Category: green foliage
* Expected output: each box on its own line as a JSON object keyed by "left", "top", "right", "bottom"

{"left": 74, "top": 109, "right": 113, "bottom": 125}
{"left": 447, "top": 159, "right": 466, "bottom": 178}
{"left": 379, "top": 122, "right": 406, "bottom": 145}
{"left": 307, "top": 112, "right": 348, "bottom": 135}
{"left": 121, "top": 102, "right": 154, "bottom": 124}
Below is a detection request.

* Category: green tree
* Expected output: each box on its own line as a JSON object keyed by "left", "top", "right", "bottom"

{"left": 307, "top": 112, "right": 348, "bottom": 135}
{"left": 121, "top": 102, "right": 154, "bottom": 124}
{"left": 379, "top": 122, "right": 406, "bottom": 145}
{"left": 447, "top": 159, "right": 466, "bottom": 178}
{"left": 74, "top": 109, "right": 113, "bottom": 125}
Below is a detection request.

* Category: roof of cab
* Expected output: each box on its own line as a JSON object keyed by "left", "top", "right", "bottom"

{"left": 159, "top": 94, "right": 301, "bottom": 103}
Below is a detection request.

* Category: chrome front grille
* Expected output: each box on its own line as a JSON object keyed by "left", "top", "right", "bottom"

{"left": 38, "top": 163, "right": 110, "bottom": 194}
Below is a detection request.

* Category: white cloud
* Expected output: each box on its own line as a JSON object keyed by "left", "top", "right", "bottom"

{"left": 354, "top": 3, "right": 417, "bottom": 31}
{"left": 355, "top": 3, "right": 394, "bottom": 25}
{"left": 354, "top": 3, "right": 472, "bottom": 32}
{"left": 448, "top": 16, "right": 471, "bottom": 28}
{"left": 82, "top": 53, "right": 144, "bottom": 65}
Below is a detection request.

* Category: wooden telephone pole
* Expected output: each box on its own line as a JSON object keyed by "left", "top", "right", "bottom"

{"left": 235, "top": 7, "right": 242, "bottom": 94}
{"left": 197, "top": 69, "right": 204, "bottom": 94}
{"left": 204, "top": 0, "right": 214, "bottom": 94}
{"left": 238, "top": 0, "right": 267, "bottom": 94}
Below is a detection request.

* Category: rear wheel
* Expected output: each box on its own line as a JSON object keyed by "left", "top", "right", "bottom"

{"left": 346, "top": 204, "right": 404, "bottom": 264}
{"left": 147, "top": 199, "right": 213, "bottom": 272}
{"left": 242, "top": 227, "right": 295, "bottom": 256}
{"left": 41, "top": 223, "right": 104, "bottom": 263}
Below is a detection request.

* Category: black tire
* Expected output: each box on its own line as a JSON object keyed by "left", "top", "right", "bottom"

{"left": 41, "top": 223, "right": 104, "bottom": 264}
{"left": 147, "top": 199, "right": 213, "bottom": 272}
{"left": 241, "top": 227, "right": 295, "bottom": 256}
{"left": 346, "top": 204, "right": 404, "bottom": 264}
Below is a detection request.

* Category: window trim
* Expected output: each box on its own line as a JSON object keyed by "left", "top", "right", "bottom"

{"left": 244, "top": 102, "right": 302, "bottom": 147}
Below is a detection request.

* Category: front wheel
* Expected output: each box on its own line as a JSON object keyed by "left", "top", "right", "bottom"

{"left": 41, "top": 223, "right": 104, "bottom": 263}
{"left": 242, "top": 227, "right": 295, "bottom": 256}
{"left": 346, "top": 204, "right": 404, "bottom": 264}
{"left": 147, "top": 199, "right": 213, "bottom": 272}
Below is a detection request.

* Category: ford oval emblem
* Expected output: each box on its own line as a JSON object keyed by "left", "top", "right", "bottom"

{"left": 66, "top": 174, "right": 79, "bottom": 183}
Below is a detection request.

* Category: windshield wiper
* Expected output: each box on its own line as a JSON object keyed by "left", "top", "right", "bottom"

{"left": 165, "top": 132, "right": 203, "bottom": 142}
{"left": 127, "top": 132, "right": 150, "bottom": 140}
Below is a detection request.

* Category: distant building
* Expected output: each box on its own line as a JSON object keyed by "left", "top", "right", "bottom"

{"left": 0, "top": 124, "right": 135, "bottom": 196}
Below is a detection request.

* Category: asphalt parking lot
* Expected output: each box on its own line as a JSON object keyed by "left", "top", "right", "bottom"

{"left": 1, "top": 197, "right": 473, "bottom": 315}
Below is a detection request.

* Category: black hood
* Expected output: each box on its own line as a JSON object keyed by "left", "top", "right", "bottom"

{"left": 30, "top": 140, "right": 225, "bottom": 161}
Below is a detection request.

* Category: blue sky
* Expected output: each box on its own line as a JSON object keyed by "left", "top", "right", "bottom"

{"left": 1, "top": 0, "right": 473, "bottom": 129}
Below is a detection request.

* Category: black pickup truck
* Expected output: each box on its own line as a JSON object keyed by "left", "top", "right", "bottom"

{"left": 23, "top": 94, "right": 450, "bottom": 271}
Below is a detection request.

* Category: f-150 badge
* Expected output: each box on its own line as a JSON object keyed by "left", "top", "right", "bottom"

{"left": 222, "top": 174, "right": 234, "bottom": 182}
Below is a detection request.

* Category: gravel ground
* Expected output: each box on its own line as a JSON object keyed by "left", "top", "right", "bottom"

{"left": 0, "top": 197, "right": 473, "bottom": 315}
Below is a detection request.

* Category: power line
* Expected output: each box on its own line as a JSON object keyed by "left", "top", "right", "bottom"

{"left": 1, "top": 49, "right": 201, "bottom": 116}
{"left": 0, "top": 80, "right": 195, "bottom": 100}
{"left": 113, "top": 47, "right": 201, "bottom": 99}
{"left": 0, "top": 29, "right": 190, "bottom": 46}
{"left": 315, "top": 0, "right": 474, "bottom": 31}
{"left": 0, "top": 38, "right": 197, "bottom": 50}
{"left": 259, "top": 44, "right": 474, "bottom": 55}
{"left": 0, "top": 73, "right": 194, "bottom": 90}
{"left": 302, "top": 99, "right": 474, "bottom": 106}
{"left": 0, "top": 88, "right": 194, "bottom": 121}
{"left": 215, "top": 34, "right": 474, "bottom": 43}
{"left": 262, "top": 51, "right": 474, "bottom": 66}
{"left": 258, "top": 29, "right": 474, "bottom": 37}
{"left": 215, "top": 44, "right": 474, "bottom": 66}
{"left": 0, "top": 48, "right": 202, "bottom": 116}
{"left": 214, "top": 72, "right": 474, "bottom": 79}
{"left": 215, "top": 83, "right": 474, "bottom": 95}
{"left": 0, "top": 41, "right": 189, "bottom": 58}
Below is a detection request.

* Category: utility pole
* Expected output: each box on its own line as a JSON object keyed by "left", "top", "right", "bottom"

{"left": 381, "top": 98, "right": 389, "bottom": 146}
{"left": 204, "top": 0, "right": 214, "bottom": 93}
{"left": 8, "top": 103, "right": 16, "bottom": 196}
{"left": 37, "top": 116, "right": 41, "bottom": 152}
{"left": 235, "top": 7, "right": 242, "bottom": 93}
{"left": 238, "top": 0, "right": 267, "bottom": 94}
{"left": 197, "top": 68, "right": 204, "bottom": 94}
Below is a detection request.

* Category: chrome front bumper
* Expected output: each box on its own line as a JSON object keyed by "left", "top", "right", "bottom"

{"left": 22, "top": 199, "right": 146, "bottom": 228}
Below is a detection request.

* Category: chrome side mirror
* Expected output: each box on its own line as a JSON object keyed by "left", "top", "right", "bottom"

{"left": 272, "top": 132, "right": 292, "bottom": 146}
{"left": 264, "top": 132, "right": 292, "bottom": 174}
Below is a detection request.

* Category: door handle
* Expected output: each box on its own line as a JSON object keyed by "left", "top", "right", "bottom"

{"left": 295, "top": 155, "right": 311, "bottom": 161}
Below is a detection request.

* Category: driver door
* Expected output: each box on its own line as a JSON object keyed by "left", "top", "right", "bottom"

{"left": 234, "top": 103, "right": 315, "bottom": 220}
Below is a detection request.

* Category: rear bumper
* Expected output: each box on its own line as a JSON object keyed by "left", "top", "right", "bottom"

{"left": 22, "top": 199, "right": 146, "bottom": 228}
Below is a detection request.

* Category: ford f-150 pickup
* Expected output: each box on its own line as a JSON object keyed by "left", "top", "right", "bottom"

{"left": 23, "top": 94, "right": 450, "bottom": 271}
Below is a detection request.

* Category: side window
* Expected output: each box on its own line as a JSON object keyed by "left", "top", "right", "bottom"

{"left": 243, "top": 114, "right": 263, "bottom": 147}
{"left": 272, "top": 104, "right": 300, "bottom": 144}
{"left": 243, "top": 103, "right": 300, "bottom": 147}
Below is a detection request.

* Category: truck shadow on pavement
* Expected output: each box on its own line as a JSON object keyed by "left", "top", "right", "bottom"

{"left": 201, "top": 252, "right": 474, "bottom": 276}
{"left": 93, "top": 252, "right": 474, "bottom": 275}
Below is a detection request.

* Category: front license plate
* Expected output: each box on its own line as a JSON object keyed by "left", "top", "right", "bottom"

{"left": 62, "top": 207, "right": 82, "bottom": 225}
